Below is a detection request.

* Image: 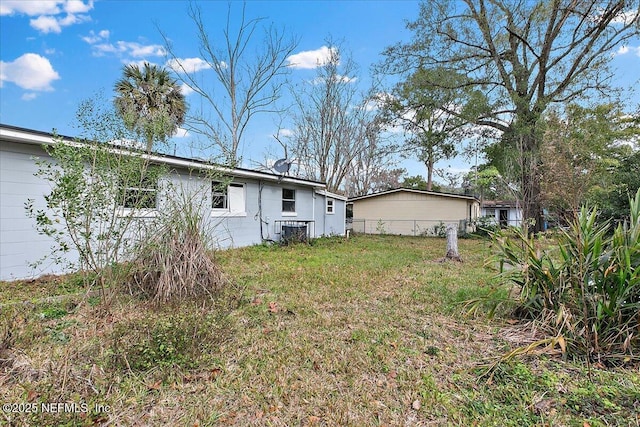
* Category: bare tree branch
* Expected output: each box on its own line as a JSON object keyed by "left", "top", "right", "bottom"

{"left": 161, "top": 2, "right": 299, "bottom": 166}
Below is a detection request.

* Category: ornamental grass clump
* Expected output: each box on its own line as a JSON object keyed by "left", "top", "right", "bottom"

{"left": 128, "top": 191, "right": 227, "bottom": 304}
{"left": 494, "top": 189, "right": 640, "bottom": 364}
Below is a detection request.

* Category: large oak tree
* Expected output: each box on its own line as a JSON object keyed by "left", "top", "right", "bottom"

{"left": 382, "top": 67, "right": 476, "bottom": 191}
{"left": 381, "top": 0, "right": 640, "bottom": 232}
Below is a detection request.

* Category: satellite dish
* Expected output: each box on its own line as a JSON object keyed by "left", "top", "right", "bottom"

{"left": 273, "top": 158, "right": 291, "bottom": 174}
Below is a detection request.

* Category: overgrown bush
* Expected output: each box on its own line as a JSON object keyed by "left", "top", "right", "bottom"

{"left": 432, "top": 221, "right": 447, "bottom": 237}
{"left": 493, "top": 189, "right": 640, "bottom": 364}
{"left": 25, "top": 96, "right": 158, "bottom": 295}
{"left": 127, "top": 188, "right": 228, "bottom": 304}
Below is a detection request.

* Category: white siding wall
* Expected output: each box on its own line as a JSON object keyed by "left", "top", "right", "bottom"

{"left": 314, "top": 193, "right": 346, "bottom": 236}
{"left": 258, "top": 183, "right": 315, "bottom": 240}
{"left": 0, "top": 140, "right": 330, "bottom": 281}
{"left": 1, "top": 142, "right": 79, "bottom": 280}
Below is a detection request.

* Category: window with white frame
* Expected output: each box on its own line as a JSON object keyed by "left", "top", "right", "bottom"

{"left": 212, "top": 181, "right": 246, "bottom": 215}
{"left": 212, "top": 181, "right": 228, "bottom": 209}
{"left": 282, "top": 188, "right": 296, "bottom": 213}
{"left": 326, "top": 198, "right": 335, "bottom": 214}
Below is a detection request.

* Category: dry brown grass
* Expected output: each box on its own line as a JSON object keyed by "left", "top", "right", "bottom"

{"left": 127, "top": 227, "right": 228, "bottom": 304}
{"left": 1, "top": 235, "right": 638, "bottom": 426}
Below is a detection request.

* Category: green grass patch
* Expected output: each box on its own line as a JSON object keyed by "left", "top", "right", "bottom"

{"left": 1, "top": 235, "right": 637, "bottom": 426}
{"left": 0, "top": 272, "right": 89, "bottom": 305}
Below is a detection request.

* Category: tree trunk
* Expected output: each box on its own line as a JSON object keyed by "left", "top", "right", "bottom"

{"left": 520, "top": 132, "right": 545, "bottom": 235}
{"left": 445, "top": 224, "right": 463, "bottom": 262}
{"left": 426, "top": 157, "right": 434, "bottom": 191}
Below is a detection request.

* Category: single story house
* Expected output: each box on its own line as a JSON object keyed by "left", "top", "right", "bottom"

{"left": 0, "top": 124, "right": 346, "bottom": 281}
{"left": 348, "top": 188, "right": 480, "bottom": 236}
{"left": 481, "top": 200, "right": 523, "bottom": 228}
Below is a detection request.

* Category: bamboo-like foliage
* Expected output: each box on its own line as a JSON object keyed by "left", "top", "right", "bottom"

{"left": 493, "top": 189, "right": 640, "bottom": 363}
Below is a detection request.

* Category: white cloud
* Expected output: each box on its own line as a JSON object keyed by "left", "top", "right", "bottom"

{"left": 82, "top": 29, "right": 109, "bottom": 44}
{"left": 30, "top": 15, "right": 62, "bottom": 33}
{"left": 64, "top": 0, "right": 93, "bottom": 14}
{"left": 311, "top": 74, "right": 357, "bottom": 85}
{"left": 277, "top": 128, "right": 294, "bottom": 138}
{"left": 89, "top": 40, "right": 165, "bottom": 58}
{"left": 1, "top": 0, "right": 93, "bottom": 16}
{"left": 21, "top": 92, "right": 38, "bottom": 101}
{"left": 0, "top": 53, "right": 60, "bottom": 91}
{"left": 2, "top": 1, "right": 93, "bottom": 33}
{"left": 179, "top": 83, "right": 195, "bottom": 96}
{"left": 173, "top": 127, "right": 189, "bottom": 138}
{"left": 30, "top": 12, "right": 90, "bottom": 34}
{"left": 1, "top": 1, "right": 62, "bottom": 16}
{"left": 166, "top": 57, "right": 211, "bottom": 73}
{"left": 287, "top": 46, "right": 337, "bottom": 69}
{"left": 610, "top": 9, "right": 639, "bottom": 25}
{"left": 616, "top": 45, "right": 640, "bottom": 56}
{"left": 363, "top": 99, "right": 380, "bottom": 112}
{"left": 120, "top": 41, "right": 165, "bottom": 58}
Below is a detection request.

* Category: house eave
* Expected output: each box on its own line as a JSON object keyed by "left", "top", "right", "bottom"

{"left": 0, "top": 124, "right": 326, "bottom": 189}
{"left": 315, "top": 189, "right": 347, "bottom": 201}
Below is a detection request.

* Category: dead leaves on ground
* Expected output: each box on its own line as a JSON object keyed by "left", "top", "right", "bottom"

{"left": 251, "top": 296, "right": 296, "bottom": 316}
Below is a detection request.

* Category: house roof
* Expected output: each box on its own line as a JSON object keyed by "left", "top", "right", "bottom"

{"left": 348, "top": 187, "right": 479, "bottom": 202}
{"left": 315, "top": 189, "right": 348, "bottom": 201}
{"left": 316, "top": 190, "right": 347, "bottom": 202}
{"left": 482, "top": 200, "right": 520, "bottom": 208}
{"left": 0, "top": 124, "right": 326, "bottom": 189}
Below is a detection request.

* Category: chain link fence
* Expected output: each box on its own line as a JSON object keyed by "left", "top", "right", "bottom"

{"left": 347, "top": 218, "right": 472, "bottom": 237}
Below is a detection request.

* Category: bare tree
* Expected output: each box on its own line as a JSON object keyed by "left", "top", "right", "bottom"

{"left": 344, "top": 130, "right": 405, "bottom": 197}
{"left": 381, "top": 0, "right": 640, "bottom": 232}
{"left": 162, "top": 2, "right": 298, "bottom": 166}
{"left": 287, "top": 41, "right": 384, "bottom": 192}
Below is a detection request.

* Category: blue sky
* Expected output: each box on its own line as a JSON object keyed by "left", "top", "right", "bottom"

{"left": 1, "top": 0, "right": 639, "bottom": 182}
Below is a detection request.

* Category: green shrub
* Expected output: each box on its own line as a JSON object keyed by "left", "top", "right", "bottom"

{"left": 493, "top": 189, "right": 640, "bottom": 363}
{"left": 39, "top": 306, "right": 68, "bottom": 320}
{"left": 473, "top": 216, "right": 500, "bottom": 237}
{"left": 432, "top": 221, "right": 446, "bottom": 237}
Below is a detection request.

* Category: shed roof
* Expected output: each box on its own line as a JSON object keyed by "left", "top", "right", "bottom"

{"left": 348, "top": 188, "right": 478, "bottom": 202}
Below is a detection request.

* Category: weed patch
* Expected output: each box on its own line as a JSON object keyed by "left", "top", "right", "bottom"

{"left": 110, "top": 306, "right": 232, "bottom": 372}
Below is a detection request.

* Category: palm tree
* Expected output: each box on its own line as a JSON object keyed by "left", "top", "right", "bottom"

{"left": 114, "top": 62, "right": 186, "bottom": 152}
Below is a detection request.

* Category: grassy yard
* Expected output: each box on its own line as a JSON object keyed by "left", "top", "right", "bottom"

{"left": 1, "top": 235, "right": 638, "bottom": 426}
